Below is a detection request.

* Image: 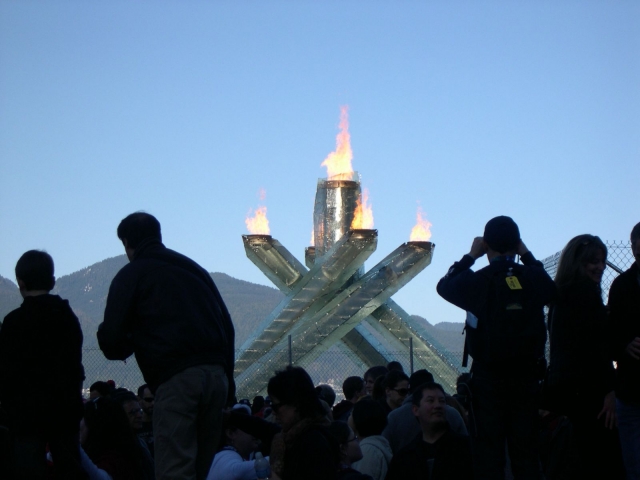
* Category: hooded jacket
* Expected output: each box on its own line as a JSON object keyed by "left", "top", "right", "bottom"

{"left": 351, "top": 435, "right": 392, "bottom": 480}
{"left": 0, "top": 294, "right": 84, "bottom": 432}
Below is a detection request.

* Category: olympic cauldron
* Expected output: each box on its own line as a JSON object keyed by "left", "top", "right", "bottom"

{"left": 235, "top": 173, "right": 458, "bottom": 397}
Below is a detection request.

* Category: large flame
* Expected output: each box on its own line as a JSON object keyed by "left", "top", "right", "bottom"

{"left": 410, "top": 206, "right": 432, "bottom": 241}
{"left": 321, "top": 106, "right": 353, "bottom": 179}
{"left": 351, "top": 189, "right": 374, "bottom": 229}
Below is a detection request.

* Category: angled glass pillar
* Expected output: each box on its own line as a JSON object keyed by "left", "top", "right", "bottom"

{"left": 365, "top": 300, "right": 461, "bottom": 390}
{"left": 238, "top": 234, "right": 397, "bottom": 394}
{"left": 243, "top": 235, "right": 307, "bottom": 292}
{"left": 286, "top": 241, "right": 435, "bottom": 367}
{"left": 235, "top": 229, "right": 378, "bottom": 377}
{"left": 236, "top": 241, "right": 433, "bottom": 395}
{"left": 341, "top": 326, "right": 392, "bottom": 367}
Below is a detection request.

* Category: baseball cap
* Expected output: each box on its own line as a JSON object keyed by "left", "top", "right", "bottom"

{"left": 483, "top": 216, "right": 520, "bottom": 253}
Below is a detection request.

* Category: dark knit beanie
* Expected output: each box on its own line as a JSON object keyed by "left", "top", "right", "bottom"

{"left": 483, "top": 216, "right": 520, "bottom": 253}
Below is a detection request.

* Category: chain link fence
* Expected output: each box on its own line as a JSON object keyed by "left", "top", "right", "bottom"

{"left": 81, "top": 241, "right": 633, "bottom": 399}
{"left": 81, "top": 346, "right": 466, "bottom": 400}
{"left": 541, "top": 240, "right": 634, "bottom": 305}
{"left": 232, "top": 344, "right": 466, "bottom": 400}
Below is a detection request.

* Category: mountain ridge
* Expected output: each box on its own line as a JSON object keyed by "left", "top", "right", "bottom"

{"left": 0, "top": 256, "right": 464, "bottom": 390}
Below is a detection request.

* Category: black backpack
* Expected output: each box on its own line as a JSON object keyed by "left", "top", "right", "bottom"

{"left": 462, "top": 261, "right": 547, "bottom": 369}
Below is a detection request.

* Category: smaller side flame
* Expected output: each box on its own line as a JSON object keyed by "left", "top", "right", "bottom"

{"left": 351, "top": 189, "right": 374, "bottom": 230}
{"left": 246, "top": 189, "right": 270, "bottom": 234}
{"left": 410, "top": 206, "right": 432, "bottom": 241}
{"left": 310, "top": 228, "right": 315, "bottom": 246}
{"left": 246, "top": 206, "right": 270, "bottom": 235}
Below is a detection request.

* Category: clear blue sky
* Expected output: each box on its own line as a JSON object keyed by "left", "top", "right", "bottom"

{"left": 1, "top": 1, "right": 638, "bottom": 325}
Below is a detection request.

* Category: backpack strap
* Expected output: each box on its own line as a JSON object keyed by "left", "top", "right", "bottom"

{"left": 462, "top": 324, "right": 469, "bottom": 368}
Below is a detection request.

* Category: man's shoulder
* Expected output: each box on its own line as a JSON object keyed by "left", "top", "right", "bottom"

{"left": 141, "top": 244, "right": 201, "bottom": 266}
{"left": 440, "top": 428, "right": 471, "bottom": 445}
{"left": 394, "top": 430, "right": 425, "bottom": 457}
{"left": 134, "top": 246, "right": 210, "bottom": 280}
{"left": 517, "top": 259, "right": 554, "bottom": 284}
{"left": 611, "top": 264, "right": 639, "bottom": 291}
{"left": 387, "top": 401, "right": 413, "bottom": 421}
{"left": 4, "top": 295, "right": 77, "bottom": 320}
{"left": 1, "top": 304, "right": 24, "bottom": 329}
{"left": 394, "top": 432, "right": 427, "bottom": 458}
{"left": 360, "top": 435, "right": 391, "bottom": 451}
{"left": 487, "top": 259, "right": 554, "bottom": 290}
{"left": 112, "top": 248, "right": 189, "bottom": 280}
{"left": 111, "top": 256, "right": 141, "bottom": 279}
{"left": 0, "top": 296, "right": 82, "bottom": 355}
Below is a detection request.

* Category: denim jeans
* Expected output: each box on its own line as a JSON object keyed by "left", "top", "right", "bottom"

{"left": 617, "top": 398, "right": 640, "bottom": 480}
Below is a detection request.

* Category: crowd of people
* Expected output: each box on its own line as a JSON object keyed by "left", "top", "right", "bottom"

{"left": 0, "top": 211, "right": 638, "bottom": 480}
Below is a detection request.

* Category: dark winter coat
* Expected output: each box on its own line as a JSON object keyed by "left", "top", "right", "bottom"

{"left": 281, "top": 425, "right": 339, "bottom": 480}
{"left": 547, "top": 279, "right": 615, "bottom": 398}
{"left": 97, "top": 239, "right": 235, "bottom": 393}
{"left": 436, "top": 251, "right": 555, "bottom": 373}
{"left": 609, "top": 262, "right": 640, "bottom": 403}
{"left": 0, "top": 294, "right": 84, "bottom": 433}
{"left": 385, "top": 429, "right": 473, "bottom": 480}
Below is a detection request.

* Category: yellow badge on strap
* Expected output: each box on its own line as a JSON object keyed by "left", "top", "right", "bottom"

{"left": 505, "top": 276, "right": 523, "bottom": 290}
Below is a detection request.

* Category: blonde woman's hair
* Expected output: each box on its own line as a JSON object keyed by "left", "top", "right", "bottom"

{"left": 554, "top": 234, "right": 607, "bottom": 290}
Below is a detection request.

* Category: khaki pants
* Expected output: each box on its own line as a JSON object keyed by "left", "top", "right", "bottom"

{"left": 153, "top": 365, "right": 228, "bottom": 480}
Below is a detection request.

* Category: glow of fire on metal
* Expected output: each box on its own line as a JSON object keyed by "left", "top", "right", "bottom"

{"left": 351, "top": 188, "right": 374, "bottom": 230}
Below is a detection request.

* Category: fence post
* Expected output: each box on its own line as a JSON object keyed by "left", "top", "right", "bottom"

{"left": 288, "top": 335, "right": 292, "bottom": 366}
{"left": 409, "top": 337, "right": 414, "bottom": 374}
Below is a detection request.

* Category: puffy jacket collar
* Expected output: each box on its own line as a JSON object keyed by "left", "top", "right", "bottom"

{"left": 133, "top": 238, "right": 165, "bottom": 260}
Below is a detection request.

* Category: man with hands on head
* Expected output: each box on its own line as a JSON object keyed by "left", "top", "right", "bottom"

{"left": 437, "top": 216, "right": 556, "bottom": 480}
{"left": 467, "top": 235, "right": 531, "bottom": 272}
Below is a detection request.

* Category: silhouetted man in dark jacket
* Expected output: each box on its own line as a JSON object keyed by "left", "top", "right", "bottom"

{"left": 98, "top": 212, "right": 235, "bottom": 480}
